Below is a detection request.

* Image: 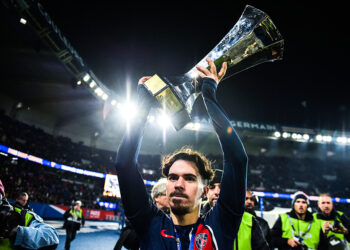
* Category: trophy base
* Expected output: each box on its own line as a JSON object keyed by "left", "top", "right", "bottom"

{"left": 143, "top": 74, "right": 191, "bottom": 131}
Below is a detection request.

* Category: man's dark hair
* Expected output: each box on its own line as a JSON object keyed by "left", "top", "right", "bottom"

{"left": 161, "top": 146, "right": 214, "bottom": 183}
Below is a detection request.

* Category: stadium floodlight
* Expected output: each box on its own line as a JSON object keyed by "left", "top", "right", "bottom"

{"left": 282, "top": 132, "right": 290, "bottom": 138}
{"left": 20, "top": 18, "right": 27, "bottom": 24}
{"left": 120, "top": 102, "right": 138, "bottom": 121}
{"left": 76, "top": 80, "right": 82, "bottom": 85}
{"left": 303, "top": 134, "right": 309, "bottom": 140}
{"left": 274, "top": 131, "right": 281, "bottom": 138}
{"left": 83, "top": 73, "right": 91, "bottom": 82}
{"left": 89, "top": 80, "right": 96, "bottom": 88}
{"left": 316, "top": 135, "right": 323, "bottom": 141}
{"left": 292, "top": 133, "right": 298, "bottom": 139}
{"left": 348, "top": 138, "right": 350, "bottom": 144}
{"left": 322, "top": 135, "right": 332, "bottom": 142}
{"left": 102, "top": 94, "right": 108, "bottom": 100}
{"left": 94, "top": 87, "right": 103, "bottom": 96}
{"left": 336, "top": 137, "right": 347, "bottom": 144}
{"left": 111, "top": 100, "right": 117, "bottom": 106}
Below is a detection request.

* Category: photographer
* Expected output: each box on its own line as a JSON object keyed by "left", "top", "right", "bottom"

{"left": 0, "top": 179, "right": 59, "bottom": 249}
{"left": 314, "top": 193, "right": 350, "bottom": 250}
{"left": 271, "top": 191, "right": 324, "bottom": 250}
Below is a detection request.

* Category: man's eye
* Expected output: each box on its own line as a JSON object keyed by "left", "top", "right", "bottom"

{"left": 185, "top": 176, "right": 196, "bottom": 181}
{"left": 209, "top": 185, "right": 215, "bottom": 189}
{"left": 168, "top": 175, "right": 177, "bottom": 181}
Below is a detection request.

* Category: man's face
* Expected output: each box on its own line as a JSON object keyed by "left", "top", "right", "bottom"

{"left": 155, "top": 193, "right": 169, "bottom": 212}
{"left": 294, "top": 199, "right": 308, "bottom": 214}
{"left": 318, "top": 196, "right": 333, "bottom": 216}
{"left": 207, "top": 183, "right": 220, "bottom": 206}
{"left": 166, "top": 159, "right": 205, "bottom": 216}
{"left": 17, "top": 195, "right": 28, "bottom": 206}
{"left": 245, "top": 191, "right": 256, "bottom": 211}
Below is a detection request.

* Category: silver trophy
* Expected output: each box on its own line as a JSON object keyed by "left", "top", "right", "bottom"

{"left": 143, "top": 5, "right": 284, "bottom": 131}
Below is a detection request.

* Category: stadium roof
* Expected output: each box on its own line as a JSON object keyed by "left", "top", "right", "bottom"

{"left": 0, "top": 0, "right": 348, "bottom": 154}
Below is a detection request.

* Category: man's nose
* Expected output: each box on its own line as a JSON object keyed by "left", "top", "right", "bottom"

{"left": 174, "top": 177, "right": 185, "bottom": 188}
{"left": 214, "top": 186, "right": 220, "bottom": 195}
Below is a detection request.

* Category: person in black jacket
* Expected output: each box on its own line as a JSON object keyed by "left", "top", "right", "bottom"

{"left": 314, "top": 193, "right": 350, "bottom": 250}
{"left": 114, "top": 178, "right": 170, "bottom": 250}
{"left": 63, "top": 200, "right": 85, "bottom": 250}
{"left": 201, "top": 170, "right": 269, "bottom": 250}
{"left": 271, "top": 191, "right": 325, "bottom": 250}
{"left": 245, "top": 189, "right": 272, "bottom": 249}
{"left": 11, "top": 192, "right": 33, "bottom": 212}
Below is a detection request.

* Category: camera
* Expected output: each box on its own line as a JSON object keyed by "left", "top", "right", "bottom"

{"left": 329, "top": 220, "right": 341, "bottom": 232}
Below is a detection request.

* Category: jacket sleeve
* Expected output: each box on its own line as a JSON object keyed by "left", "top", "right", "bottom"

{"left": 201, "top": 77, "right": 248, "bottom": 236}
{"left": 271, "top": 215, "right": 289, "bottom": 248}
{"left": 252, "top": 217, "right": 270, "bottom": 250}
{"left": 114, "top": 84, "right": 157, "bottom": 235}
{"left": 13, "top": 219, "right": 59, "bottom": 249}
{"left": 340, "top": 213, "right": 350, "bottom": 242}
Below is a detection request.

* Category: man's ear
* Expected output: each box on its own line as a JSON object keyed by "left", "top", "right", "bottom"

{"left": 201, "top": 186, "right": 209, "bottom": 199}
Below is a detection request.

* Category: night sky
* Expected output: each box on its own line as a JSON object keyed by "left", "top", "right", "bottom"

{"left": 1, "top": 1, "right": 348, "bottom": 132}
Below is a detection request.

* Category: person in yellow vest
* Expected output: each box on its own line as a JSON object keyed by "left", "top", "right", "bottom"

{"left": 314, "top": 193, "right": 350, "bottom": 250}
{"left": 0, "top": 179, "right": 59, "bottom": 249}
{"left": 201, "top": 170, "right": 269, "bottom": 250}
{"left": 63, "top": 200, "right": 85, "bottom": 250}
{"left": 271, "top": 191, "right": 325, "bottom": 250}
{"left": 245, "top": 189, "right": 273, "bottom": 249}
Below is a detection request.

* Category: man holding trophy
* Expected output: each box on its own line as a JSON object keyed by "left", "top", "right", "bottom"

{"left": 115, "top": 5, "right": 283, "bottom": 249}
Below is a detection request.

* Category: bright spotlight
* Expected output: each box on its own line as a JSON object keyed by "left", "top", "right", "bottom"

{"left": 83, "top": 73, "right": 91, "bottom": 82}
{"left": 94, "top": 87, "right": 103, "bottom": 96}
{"left": 20, "top": 18, "right": 27, "bottom": 25}
{"left": 303, "top": 134, "right": 309, "bottom": 140}
{"left": 102, "top": 94, "right": 108, "bottom": 100}
{"left": 292, "top": 133, "right": 298, "bottom": 139}
{"left": 274, "top": 131, "right": 281, "bottom": 138}
{"left": 89, "top": 80, "right": 96, "bottom": 88}
{"left": 120, "top": 102, "right": 138, "bottom": 120}
{"left": 336, "top": 137, "right": 347, "bottom": 144}
{"left": 76, "top": 80, "right": 82, "bottom": 85}
{"left": 111, "top": 100, "right": 117, "bottom": 106}
{"left": 316, "top": 135, "right": 323, "bottom": 141}
{"left": 322, "top": 136, "right": 332, "bottom": 142}
{"left": 282, "top": 132, "right": 290, "bottom": 138}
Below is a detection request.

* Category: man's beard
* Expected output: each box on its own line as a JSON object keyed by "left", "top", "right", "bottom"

{"left": 171, "top": 203, "right": 190, "bottom": 216}
{"left": 245, "top": 205, "right": 254, "bottom": 213}
{"left": 170, "top": 191, "right": 190, "bottom": 216}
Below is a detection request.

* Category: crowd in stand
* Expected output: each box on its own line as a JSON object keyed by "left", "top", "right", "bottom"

{"left": 1, "top": 111, "right": 350, "bottom": 213}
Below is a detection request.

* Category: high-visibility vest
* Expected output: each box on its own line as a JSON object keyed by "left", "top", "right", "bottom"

{"left": 313, "top": 211, "right": 345, "bottom": 240}
{"left": 0, "top": 207, "right": 34, "bottom": 249}
{"left": 234, "top": 212, "right": 253, "bottom": 250}
{"left": 280, "top": 213, "right": 321, "bottom": 250}
{"left": 69, "top": 208, "right": 83, "bottom": 223}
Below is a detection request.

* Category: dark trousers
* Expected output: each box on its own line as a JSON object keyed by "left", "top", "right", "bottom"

{"left": 64, "top": 227, "right": 77, "bottom": 250}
